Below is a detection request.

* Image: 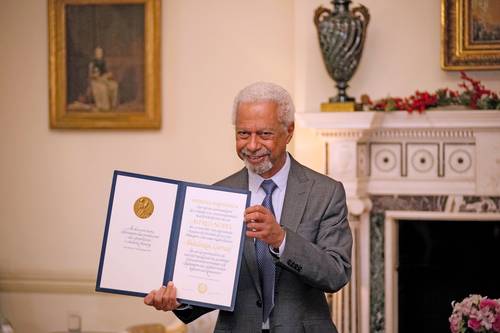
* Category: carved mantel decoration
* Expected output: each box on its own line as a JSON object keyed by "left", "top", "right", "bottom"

{"left": 296, "top": 110, "right": 500, "bottom": 333}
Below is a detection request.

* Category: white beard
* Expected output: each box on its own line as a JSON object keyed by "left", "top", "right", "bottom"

{"left": 243, "top": 158, "right": 273, "bottom": 175}
{"left": 240, "top": 147, "right": 273, "bottom": 175}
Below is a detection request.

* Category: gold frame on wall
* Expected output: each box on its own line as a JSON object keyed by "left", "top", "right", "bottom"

{"left": 441, "top": 0, "right": 500, "bottom": 70}
{"left": 48, "top": 0, "right": 161, "bottom": 129}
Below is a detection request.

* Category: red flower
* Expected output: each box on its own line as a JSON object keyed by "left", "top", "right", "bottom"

{"left": 480, "top": 298, "right": 498, "bottom": 309}
{"left": 468, "top": 318, "right": 482, "bottom": 332}
{"left": 492, "top": 313, "right": 500, "bottom": 333}
{"left": 369, "top": 71, "right": 498, "bottom": 112}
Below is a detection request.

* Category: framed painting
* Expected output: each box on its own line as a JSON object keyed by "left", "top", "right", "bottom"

{"left": 441, "top": 0, "right": 500, "bottom": 70}
{"left": 48, "top": 0, "right": 161, "bottom": 129}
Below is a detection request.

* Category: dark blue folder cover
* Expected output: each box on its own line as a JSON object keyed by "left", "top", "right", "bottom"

{"left": 96, "top": 170, "right": 250, "bottom": 312}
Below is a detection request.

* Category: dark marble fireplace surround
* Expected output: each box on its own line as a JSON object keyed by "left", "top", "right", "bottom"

{"left": 369, "top": 195, "right": 500, "bottom": 333}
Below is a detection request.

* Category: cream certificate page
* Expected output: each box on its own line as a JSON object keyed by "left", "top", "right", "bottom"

{"left": 99, "top": 175, "right": 178, "bottom": 294}
{"left": 172, "top": 186, "right": 247, "bottom": 308}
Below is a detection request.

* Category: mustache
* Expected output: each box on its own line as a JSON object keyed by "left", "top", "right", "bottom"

{"left": 240, "top": 147, "right": 271, "bottom": 158}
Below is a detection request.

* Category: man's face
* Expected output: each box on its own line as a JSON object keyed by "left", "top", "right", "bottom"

{"left": 235, "top": 101, "right": 294, "bottom": 178}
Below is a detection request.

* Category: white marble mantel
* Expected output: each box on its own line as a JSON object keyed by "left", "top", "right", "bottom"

{"left": 296, "top": 110, "right": 500, "bottom": 333}
{"left": 296, "top": 110, "right": 500, "bottom": 198}
{"left": 296, "top": 110, "right": 500, "bottom": 129}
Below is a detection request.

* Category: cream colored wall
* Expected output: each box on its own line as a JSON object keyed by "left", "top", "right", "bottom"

{"left": 1, "top": 0, "right": 499, "bottom": 332}
{"left": 0, "top": 0, "right": 294, "bottom": 332}
{"left": 294, "top": 0, "right": 500, "bottom": 174}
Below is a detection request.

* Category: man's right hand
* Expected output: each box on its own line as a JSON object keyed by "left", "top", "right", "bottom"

{"left": 144, "top": 281, "right": 181, "bottom": 311}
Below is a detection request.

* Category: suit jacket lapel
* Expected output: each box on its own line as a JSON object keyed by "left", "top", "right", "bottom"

{"left": 280, "top": 157, "right": 312, "bottom": 233}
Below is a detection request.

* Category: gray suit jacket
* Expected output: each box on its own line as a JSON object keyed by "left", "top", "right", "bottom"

{"left": 174, "top": 156, "right": 352, "bottom": 333}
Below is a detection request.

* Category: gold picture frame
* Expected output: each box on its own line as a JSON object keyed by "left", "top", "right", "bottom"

{"left": 441, "top": 0, "right": 500, "bottom": 70}
{"left": 49, "top": 0, "right": 161, "bottom": 129}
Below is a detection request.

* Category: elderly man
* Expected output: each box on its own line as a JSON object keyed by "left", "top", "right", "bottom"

{"left": 145, "top": 82, "right": 352, "bottom": 333}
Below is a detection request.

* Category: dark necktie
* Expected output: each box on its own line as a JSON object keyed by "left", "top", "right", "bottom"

{"left": 255, "top": 179, "right": 278, "bottom": 322}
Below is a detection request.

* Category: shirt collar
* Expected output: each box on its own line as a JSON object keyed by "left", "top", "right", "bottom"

{"left": 248, "top": 153, "right": 291, "bottom": 192}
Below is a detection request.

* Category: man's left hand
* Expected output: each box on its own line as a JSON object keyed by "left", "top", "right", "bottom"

{"left": 245, "top": 205, "right": 285, "bottom": 248}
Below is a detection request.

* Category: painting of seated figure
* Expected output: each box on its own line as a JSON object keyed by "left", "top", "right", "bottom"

{"left": 49, "top": 0, "right": 160, "bottom": 129}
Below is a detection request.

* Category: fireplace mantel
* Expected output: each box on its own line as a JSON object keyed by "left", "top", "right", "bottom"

{"left": 296, "top": 110, "right": 500, "bottom": 198}
{"left": 296, "top": 110, "right": 500, "bottom": 130}
{"left": 295, "top": 110, "right": 500, "bottom": 333}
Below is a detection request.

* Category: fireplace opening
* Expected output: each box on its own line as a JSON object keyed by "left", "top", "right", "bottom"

{"left": 397, "top": 219, "right": 500, "bottom": 333}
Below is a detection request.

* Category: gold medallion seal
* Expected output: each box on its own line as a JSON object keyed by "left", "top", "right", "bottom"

{"left": 197, "top": 282, "right": 208, "bottom": 294}
{"left": 134, "top": 196, "right": 154, "bottom": 219}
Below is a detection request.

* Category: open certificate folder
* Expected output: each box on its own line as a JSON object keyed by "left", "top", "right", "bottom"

{"left": 96, "top": 171, "right": 250, "bottom": 311}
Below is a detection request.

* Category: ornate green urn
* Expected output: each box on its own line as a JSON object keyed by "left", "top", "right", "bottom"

{"left": 315, "top": 0, "right": 370, "bottom": 107}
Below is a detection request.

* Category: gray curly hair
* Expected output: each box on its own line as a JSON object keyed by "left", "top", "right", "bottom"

{"left": 232, "top": 82, "right": 295, "bottom": 127}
